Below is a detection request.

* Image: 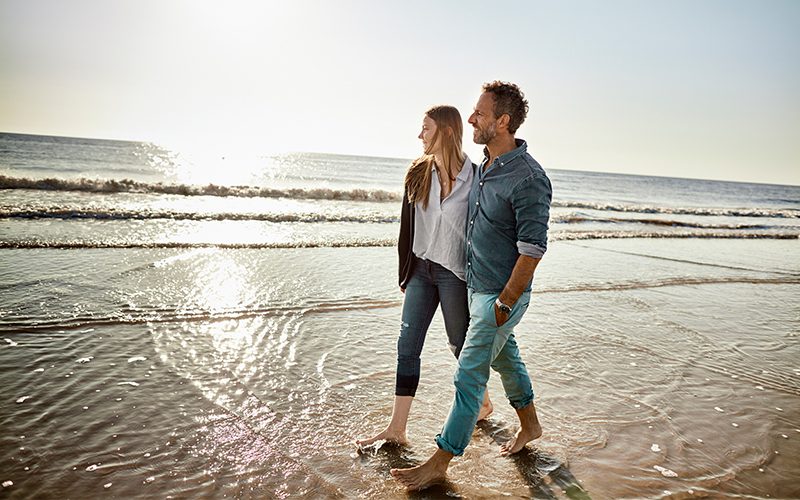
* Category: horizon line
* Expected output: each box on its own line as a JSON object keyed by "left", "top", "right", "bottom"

{"left": 2, "top": 130, "right": 798, "bottom": 188}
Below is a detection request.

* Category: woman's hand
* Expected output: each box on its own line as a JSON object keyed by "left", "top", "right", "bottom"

{"left": 400, "top": 287, "right": 405, "bottom": 294}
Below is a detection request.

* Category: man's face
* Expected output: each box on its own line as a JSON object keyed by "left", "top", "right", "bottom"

{"left": 468, "top": 92, "right": 498, "bottom": 145}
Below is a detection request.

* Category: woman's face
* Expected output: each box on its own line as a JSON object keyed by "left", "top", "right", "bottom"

{"left": 418, "top": 115, "right": 438, "bottom": 154}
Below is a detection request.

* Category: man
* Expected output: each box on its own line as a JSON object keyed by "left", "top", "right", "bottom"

{"left": 391, "top": 81, "right": 552, "bottom": 490}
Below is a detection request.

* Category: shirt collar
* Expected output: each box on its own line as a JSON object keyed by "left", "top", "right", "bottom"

{"left": 482, "top": 139, "right": 528, "bottom": 167}
{"left": 432, "top": 155, "right": 473, "bottom": 182}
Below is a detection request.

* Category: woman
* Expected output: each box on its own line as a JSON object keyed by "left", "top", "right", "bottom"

{"left": 357, "top": 105, "right": 492, "bottom": 447}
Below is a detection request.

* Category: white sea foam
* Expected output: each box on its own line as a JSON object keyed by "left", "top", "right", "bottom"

{"left": 650, "top": 444, "right": 661, "bottom": 452}
{"left": 15, "top": 396, "right": 31, "bottom": 403}
{"left": 0, "top": 175, "right": 402, "bottom": 202}
{"left": 128, "top": 356, "right": 147, "bottom": 363}
{"left": 4, "top": 338, "right": 18, "bottom": 347}
{"left": 117, "top": 381, "right": 140, "bottom": 387}
{"left": 653, "top": 465, "right": 678, "bottom": 477}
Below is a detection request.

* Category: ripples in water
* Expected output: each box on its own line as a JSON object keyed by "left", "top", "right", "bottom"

{"left": 1, "top": 240, "right": 799, "bottom": 498}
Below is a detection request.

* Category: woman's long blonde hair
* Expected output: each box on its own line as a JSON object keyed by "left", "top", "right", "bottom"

{"left": 405, "top": 105, "right": 465, "bottom": 210}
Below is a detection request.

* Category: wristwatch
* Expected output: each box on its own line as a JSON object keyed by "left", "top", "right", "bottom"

{"left": 495, "top": 298, "right": 512, "bottom": 314}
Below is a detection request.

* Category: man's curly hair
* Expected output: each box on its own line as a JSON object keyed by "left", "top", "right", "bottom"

{"left": 482, "top": 81, "right": 529, "bottom": 134}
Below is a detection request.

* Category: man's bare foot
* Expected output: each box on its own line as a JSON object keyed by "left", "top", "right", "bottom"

{"left": 499, "top": 424, "right": 542, "bottom": 455}
{"left": 356, "top": 427, "right": 408, "bottom": 448}
{"left": 499, "top": 403, "right": 543, "bottom": 456}
{"left": 391, "top": 449, "right": 453, "bottom": 491}
{"left": 477, "top": 398, "right": 494, "bottom": 421}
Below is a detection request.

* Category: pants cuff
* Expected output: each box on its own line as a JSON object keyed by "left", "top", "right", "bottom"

{"left": 434, "top": 434, "right": 464, "bottom": 456}
{"left": 509, "top": 393, "right": 535, "bottom": 410}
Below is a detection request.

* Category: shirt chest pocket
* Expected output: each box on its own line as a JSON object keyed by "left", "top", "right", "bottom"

{"left": 477, "top": 193, "right": 515, "bottom": 231}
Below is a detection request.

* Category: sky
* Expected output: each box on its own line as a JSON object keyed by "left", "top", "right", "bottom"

{"left": 1, "top": 0, "right": 798, "bottom": 185}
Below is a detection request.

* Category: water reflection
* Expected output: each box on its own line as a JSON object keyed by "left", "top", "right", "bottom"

{"left": 355, "top": 422, "right": 591, "bottom": 499}
{"left": 476, "top": 420, "right": 591, "bottom": 499}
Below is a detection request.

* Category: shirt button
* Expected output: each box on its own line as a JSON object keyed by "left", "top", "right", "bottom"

{"left": 479, "top": 182, "right": 483, "bottom": 186}
{"left": 500, "top": 162, "right": 504, "bottom": 166}
{"left": 467, "top": 262, "right": 471, "bottom": 266}
{"left": 467, "top": 241, "right": 471, "bottom": 245}
{"left": 470, "top": 220, "right": 474, "bottom": 225}
{"left": 475, "top": 202, "right": 479, "bottom": 206}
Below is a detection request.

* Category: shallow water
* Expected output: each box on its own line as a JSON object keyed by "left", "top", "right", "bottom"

{"left": 2, "top": 134, "right": 799, "bottom": 497}
{"left": 2, "top": 238, "right": 798, "bottom": 498}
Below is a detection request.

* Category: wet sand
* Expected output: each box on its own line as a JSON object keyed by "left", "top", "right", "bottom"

{"left": 1, "top": 238, "right": 799, "bottom": 498}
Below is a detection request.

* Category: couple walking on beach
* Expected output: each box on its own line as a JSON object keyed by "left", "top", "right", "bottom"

{"left": 356, "top": 81, "right": 552, "bottom": 491}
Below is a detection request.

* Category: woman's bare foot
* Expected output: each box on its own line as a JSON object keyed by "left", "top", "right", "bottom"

{"left": 356, "top": 427, "right": 408, "bottom": 448}
{"left": 391, "top": 449, "right": 453, "bottom": 490}
{"left": 499, "top": 403, "right": 542, "bottom": 455}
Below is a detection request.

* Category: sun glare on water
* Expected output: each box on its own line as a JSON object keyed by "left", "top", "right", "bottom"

{"left": 148, "top": 138, "right": 286, "bottom": 189}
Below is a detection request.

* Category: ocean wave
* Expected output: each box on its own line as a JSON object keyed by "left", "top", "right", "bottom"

{"left": 0, "top": 298, "right": 403, "bottom": 333}
{"left": 537, "top": 275, "right": 800, "bottom": 294}
{"left": 553, "top": 200, "right": 799, "bottom": 219}
{"left": 3, "top": 175, "right": 798, "bottom": 218}
{"left": 5, "top": 273, "right": 800, "bottom": 335}
{"left": 555, "top": 231, "right": 799, "bottom": 241}
{"left": 0, "top": 175, "right": 401, "bottom": 202}
{"left": 2, "top": 209, "right": 785, "bottom": 229}
{"left": 0, "top": 208, "right": 399, "bottom": 224}
{"left": 0, "top": 239, "right": 398, "bottom": 250}
{"left": 1, "top": 231, "right": 797, "bottom": 250}
{"left": 552, "top": 215, "right": 777, "bottom": 230}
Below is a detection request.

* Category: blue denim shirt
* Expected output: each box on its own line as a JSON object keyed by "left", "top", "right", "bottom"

{"left": 465, "top": 139, "right": 551, "bottom": 293}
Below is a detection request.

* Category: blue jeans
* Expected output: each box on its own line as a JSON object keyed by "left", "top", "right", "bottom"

{"left": 396, "top": 257, "right": 469, "bottom": 397}
{"left": 435, "top": 290, "right": 533, "bottom": 456}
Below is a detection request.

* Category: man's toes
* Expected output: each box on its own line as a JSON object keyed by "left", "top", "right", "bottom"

{"left": 391, "top": 469, "right": 411, "bottom": 482}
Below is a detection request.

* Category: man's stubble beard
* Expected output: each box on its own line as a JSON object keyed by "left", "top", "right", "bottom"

{"left": 473, "top": 122, "right": 496, "bottom": 145}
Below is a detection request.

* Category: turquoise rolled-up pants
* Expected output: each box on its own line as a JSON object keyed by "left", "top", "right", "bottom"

{"left": 435, "top": 290, "right": 534, "bottom": 456}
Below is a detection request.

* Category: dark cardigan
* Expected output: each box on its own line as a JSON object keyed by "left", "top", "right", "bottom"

{"left": 398, "top": 159, "right": 476, "bottom": 288}
{"left": 398, "top": 187, "right": 415, "bottom": 289}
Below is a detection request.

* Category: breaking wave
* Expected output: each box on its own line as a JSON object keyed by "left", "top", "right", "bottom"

{"left": 554, "top": 215, "right": 784, "bottom": 230}
{"left": 0, "top": 208, "right": 399, "bottom": 223}
{"left": 0, "top": 239, "right": 398, "bottom": 250}
{"left": 3, "top": 175, "right": 798, "bottom": 218}
{"left": 2, "top": 231, "right": 796, "bottom": 250}
{"left": 0, "top": 175, "right": 401, "bottom": 202}
{"left": 552, "top": 200, "right": 799, "bottom": 218}
{"left": 2, "top": 209, "right": 797, "bottom": 232}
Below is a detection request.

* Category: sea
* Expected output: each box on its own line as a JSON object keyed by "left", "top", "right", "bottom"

{"left": 1, "top": 131, "right": 799, "bottom": 499}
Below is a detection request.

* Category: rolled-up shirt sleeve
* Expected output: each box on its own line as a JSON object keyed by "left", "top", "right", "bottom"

{"left": 512, "top": 174, "right": 552, "bottom": 259}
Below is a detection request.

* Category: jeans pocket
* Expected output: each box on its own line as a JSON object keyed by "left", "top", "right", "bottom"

{"left": 491, "top": 299, "right": 507, "bottom": 328}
